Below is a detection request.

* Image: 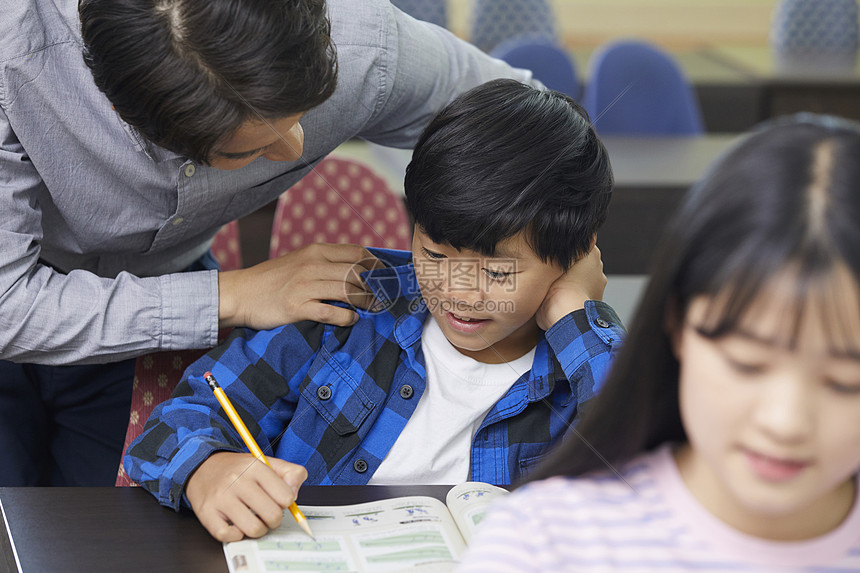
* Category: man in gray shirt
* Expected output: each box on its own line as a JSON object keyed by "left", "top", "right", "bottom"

{"left": 0, "top": 0, "right": 531, "bottom": 485}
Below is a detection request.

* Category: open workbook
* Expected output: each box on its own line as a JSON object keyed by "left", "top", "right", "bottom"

{"left": 224, "top": 482, "right": 508, "bottom": 573}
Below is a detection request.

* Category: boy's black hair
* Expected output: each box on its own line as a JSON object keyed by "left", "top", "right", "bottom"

{"left": 526, "top": 114, "right": 860, "bottom": 484}
{"left": 79, "top": 0, "right": 337, "bottom": 164}
{"left": 404, "top": 79, "right": 613, "bottom": 270}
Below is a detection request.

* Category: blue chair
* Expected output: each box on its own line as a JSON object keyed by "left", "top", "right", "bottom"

{"left": 582, "top": 40, "right": 704, "bottom": 136}
{"left": 491, "top": 36, "right": 580, "bottom": 99}
{"left": 391, "top": 0, "right": 448, "bottom": 28}
{"left": 770, "top": 0, "right": 859, "bottom": 70}
{"left": 470, "top": 0, "right": 557, "bottom": 54}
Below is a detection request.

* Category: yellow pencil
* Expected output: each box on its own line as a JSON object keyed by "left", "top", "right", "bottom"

{"left": 203, "top": 371, "right": 315, "bottom": 540}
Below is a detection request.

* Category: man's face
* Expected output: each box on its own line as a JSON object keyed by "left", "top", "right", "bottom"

{"left": 208, "top": 113, "right": 304, "bottom": 170}
{"left": 411, "top": 226, "right": 564, "bottom": 364}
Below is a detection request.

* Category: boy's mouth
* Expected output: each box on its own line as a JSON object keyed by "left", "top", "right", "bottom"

{"left": 446, "top": 311, "right": 489, "bottom": 333}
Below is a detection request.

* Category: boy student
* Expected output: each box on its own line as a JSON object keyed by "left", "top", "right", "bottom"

{"left": 126, "top": 79, "right": 624, "bottom": 542}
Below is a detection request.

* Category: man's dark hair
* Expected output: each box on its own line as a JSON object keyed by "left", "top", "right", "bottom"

{"left": 404, "top": 79, "right": 613, "bottom": 271}
{"left": 79, "top": 0, "right": 337, "bottom": 163}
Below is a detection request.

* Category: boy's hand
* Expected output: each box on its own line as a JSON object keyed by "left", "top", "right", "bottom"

{"left": 218, "top": 243, "right": 387, "bottom": 330}
{"left": 186, "top": 452, "right": 308, "bottom": 542}
{"left": 536, "top": 245, "right": 606, "bottom": 331}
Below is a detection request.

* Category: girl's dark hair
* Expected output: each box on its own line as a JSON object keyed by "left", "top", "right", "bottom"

{"left": 527, "top": 114, "right": 860, "bottom": 481}
{"left": 404, "top": 79, "right": 613, "bottom": 271}
{"left": 79, "top": 0, "right": 337, "bottom": 164}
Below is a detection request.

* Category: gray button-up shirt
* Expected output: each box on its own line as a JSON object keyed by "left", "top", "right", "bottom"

{"left": 0, "top": 0, "right": 530, "bottom": 365}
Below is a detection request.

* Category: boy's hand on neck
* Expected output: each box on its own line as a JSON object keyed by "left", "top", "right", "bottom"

{"left": 536, "top": 245, "right": 606, "bottom": 330}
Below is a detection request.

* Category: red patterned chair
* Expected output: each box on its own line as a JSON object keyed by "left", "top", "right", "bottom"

{"left": 116, "top": 221, "right": 241, "bottom": 486}
{"left": 269, "top": 156, "right": 412, "bottom": 258}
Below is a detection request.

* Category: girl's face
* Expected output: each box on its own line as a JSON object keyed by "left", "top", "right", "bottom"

{"left": 674, "top": 267, "right": 860, "bottom": 539}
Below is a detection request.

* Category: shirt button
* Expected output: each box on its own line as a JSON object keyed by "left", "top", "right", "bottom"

{"left": 595, "top": 318, "right": 610, "bottom": 328}
{"left": 399, "top": 384, "right": 414, "bottom": 399}
{"left": 317, "top": 386, "right": 332, "bottom": 401}
{"left": 353, "top": 459, "right": 368, "bottom": 473}
{"left": 184, "top": 163, "right": 196, "bottom": 178}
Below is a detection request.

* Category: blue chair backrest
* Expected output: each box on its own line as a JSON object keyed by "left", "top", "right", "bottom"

{"left": 391, "top": 0, "right": 448, "bottom": 28}
{"left": 491, "top": 36, "right": 580, "bottom": 99}
{"left": 583, "top": 40, "right": 704, "bottom": 136}
{"left": 771, "top": 0, "right": 859, "bottom": 54}
{"left": 470, "top": 0, "right": 557, "bottom": 54}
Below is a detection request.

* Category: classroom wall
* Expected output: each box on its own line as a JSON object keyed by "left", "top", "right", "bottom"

{"left": 448, "top": 0, "right": 780, "bottom": 48}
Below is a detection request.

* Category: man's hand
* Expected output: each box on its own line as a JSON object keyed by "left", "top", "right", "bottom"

{"left": 186, "top": 452, "right": 308, "bottom": 542}
{"left": 218, "top": 243, "right": 387, "bottom": 329}
{"left": 535, "top": 244, "right": 606, "bottom": 331}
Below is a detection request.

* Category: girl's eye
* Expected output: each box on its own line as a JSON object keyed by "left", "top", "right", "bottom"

{"left": 725, "top": 357, "right": 768, "bottom": 375}
{"left": 826, "top": 380, "right": 860, "bottom": 395}
{"left": 422, "top": 247, "right": 445, "bottom": 260}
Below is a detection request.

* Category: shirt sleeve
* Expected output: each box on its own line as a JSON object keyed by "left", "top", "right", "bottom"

{"left": 358, "top": 4, "right": 538, "bottom": 148}
{"left": 124, "top": 320, "right": 328, "bottom": 511}
{"left": 544, "top": 300, "right": 626, "bottom": 422}
{"left": 0, "top": 106, "right": 219, "bottom": 365}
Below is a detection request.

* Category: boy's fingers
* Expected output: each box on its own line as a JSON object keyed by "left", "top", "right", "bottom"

{"left": 271, "top": 458, "right": 309, "bottom": 493}
{"left": 221, "top": 497, "right": 270, "bottom": 539}
{"left": 259, "top": 460, "right": 305, "bottom": 508}
{"left": 237, "top": 486, "right": 285, "bottom": 530}
{"left": 199, "top": 508, "right": 244, "bottom": 543}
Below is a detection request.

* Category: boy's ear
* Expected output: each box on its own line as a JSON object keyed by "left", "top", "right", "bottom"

{"left": 589, "top": 233, "right": 597, "bottom": 252}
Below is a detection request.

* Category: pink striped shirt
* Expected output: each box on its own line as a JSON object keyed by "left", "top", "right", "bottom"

{"left": 457, "top": 445, "right": 860, "bottom": 572}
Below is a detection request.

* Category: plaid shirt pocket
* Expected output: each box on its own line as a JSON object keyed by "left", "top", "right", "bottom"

{"left": 300, "top": 345, "right": 376, "bottom": 436}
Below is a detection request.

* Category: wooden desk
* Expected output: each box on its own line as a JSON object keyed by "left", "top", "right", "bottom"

{"left": 0, "top": 485, "right": 452, "bottom": 573}
{"left": 599, "top": 134, "right": 739, "bottom": 274}
{"left": 702, "top": 46, "right": 860, "bottom": 121}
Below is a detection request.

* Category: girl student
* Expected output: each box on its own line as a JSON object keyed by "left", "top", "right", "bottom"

{"left": 456, "top": 114, "right": 860, "bottom": 572}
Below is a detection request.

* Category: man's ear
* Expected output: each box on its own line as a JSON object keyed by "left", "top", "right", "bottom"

{"left": 588, "top": 233, "right": 597, "bottom": 252}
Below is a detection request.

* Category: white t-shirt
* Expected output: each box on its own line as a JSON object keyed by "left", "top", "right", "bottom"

{"left": 457, "top": 444, "right": 860, "bottom": 572}
{"left": 369, "top": 315, "right": 536, "bottom": 485}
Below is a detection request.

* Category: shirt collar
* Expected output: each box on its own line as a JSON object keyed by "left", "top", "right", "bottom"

{"left": 117, "top": 114, "right": 185, "bottom": 163}
{"left": 361, "top": 248, "right": 428, "bottom": 348}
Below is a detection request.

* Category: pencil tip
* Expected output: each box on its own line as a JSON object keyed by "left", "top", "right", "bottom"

{"left": 299, "top": 520, "right": 315, "bottom": 540}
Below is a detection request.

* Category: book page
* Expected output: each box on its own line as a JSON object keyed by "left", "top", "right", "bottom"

{"left": 224, "top": 496, "right": 467, "bottom": 573}
{"left": 444, "top": 482, "right": 509, "bottom": 544}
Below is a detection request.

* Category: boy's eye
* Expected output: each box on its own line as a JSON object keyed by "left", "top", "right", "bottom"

{"left": 483, "top": 268, "right": 512, "bottom": 281}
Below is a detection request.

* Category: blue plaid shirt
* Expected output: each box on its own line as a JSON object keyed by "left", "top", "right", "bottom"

{"left": 125, "top": 249, "right": 625, "bottom": 511}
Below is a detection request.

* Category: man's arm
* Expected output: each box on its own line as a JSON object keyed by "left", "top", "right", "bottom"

{"left": 0, "top": 106, "right": 221, "bottom": 365}
{"left": 359, "top": 2, "right": 538, "bottom": 147}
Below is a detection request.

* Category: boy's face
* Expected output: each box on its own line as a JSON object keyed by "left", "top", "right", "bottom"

{"left": 411, "top": 226, "right": 564, "bottom": 364}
